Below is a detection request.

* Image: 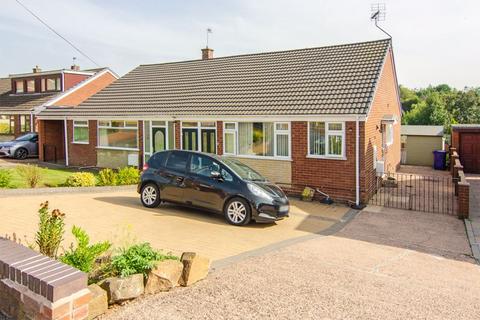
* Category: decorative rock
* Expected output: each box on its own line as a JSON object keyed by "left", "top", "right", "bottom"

{"left": 145, "top": 259, "right": 184, "bottom": 294}
{"left": 100, "top": 274, "right": 144, "bottom": 304}
{"left": 179, "top": 252, "right": 210, "bottom": 287}
{"left": 87, "top": 284, "right": 108, "bottom": 320}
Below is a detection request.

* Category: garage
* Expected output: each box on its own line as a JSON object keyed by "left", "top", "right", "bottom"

{"left": 401, "top": 125, "right": 444, "bottom": 166}
{"left": 452, "top": 124, "right": 480, "bottom": 173}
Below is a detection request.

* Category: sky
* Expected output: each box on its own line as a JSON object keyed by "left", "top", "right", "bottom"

{"left": 0, "top": 0, "right": 478, "bottom": 89}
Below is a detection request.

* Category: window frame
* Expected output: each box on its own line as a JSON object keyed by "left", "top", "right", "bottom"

{"left": 72, "top": 120, "right": 89, "bottom": 144}
{"left": 41, "top": 77, "right": 62, "bottom": 92}
{"left": 180, "top": 121, "right": 217, "bottom": 154}
{"left": 26, "top": 79, "right": 35, "bottom": 93}
{"left": 223, "top": 121, "right": 291, "bottom": 160}
{"left": 385, "top": 123, "right": 394, "bottom": 146}
{"left": 20, "top": 115, "right": 31, "bottom": 133}
{"left": 307, "top": 121, "right": 346, "bottom": 160}
{"left": 97, "top": 120, "right": 139, "bottom": 151}
{"left": 15, "top": 80, "right": 24, "bottom": 94}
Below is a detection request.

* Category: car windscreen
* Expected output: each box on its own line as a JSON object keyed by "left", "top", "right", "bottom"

{"left": 221, "top": 158, "right": 266, "bottom": 182}
{"left": 14, "top": 133, "right": 36, "bottom": 141}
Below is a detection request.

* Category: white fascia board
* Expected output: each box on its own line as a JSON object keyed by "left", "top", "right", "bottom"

{"left": 36, "top": 114, "right": 367, "bottom": 122}
{"left": 9, "top": 69, "right": 95, "bottom": 78}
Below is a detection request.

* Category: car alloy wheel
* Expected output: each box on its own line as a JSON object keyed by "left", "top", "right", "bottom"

{"left": 225, "top": 198, "right": 251, "bottom": 225}
{"left": 140, "top": 183, "right": 161, "bottom": 208}
{"left": 15, "top": 148, "right": 28, "bottom": 160}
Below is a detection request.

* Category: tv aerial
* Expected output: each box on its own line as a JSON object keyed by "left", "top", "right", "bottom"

{"left": 371, "top": 3, "right": 392, "bottom": 38}
{"left": 206, "top": 28, "right": 213, "bottom": 48}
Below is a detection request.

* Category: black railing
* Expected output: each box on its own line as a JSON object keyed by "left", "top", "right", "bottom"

{"left": 369, "top": 172, "right": 457, "bottom": 215}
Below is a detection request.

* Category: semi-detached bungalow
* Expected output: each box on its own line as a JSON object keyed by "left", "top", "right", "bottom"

{"left": 37, "top": 39, "right": 401, "bottom": 205}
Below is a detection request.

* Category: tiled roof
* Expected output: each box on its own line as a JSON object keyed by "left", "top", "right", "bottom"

{"left": 401, "top": 125, "right": 444, "bottom": 137}
{"left": 0, "top": 78, "right": 57, "bottom": 113}
{"left": 40, "top": 39, "right": 391, "bottom": 118}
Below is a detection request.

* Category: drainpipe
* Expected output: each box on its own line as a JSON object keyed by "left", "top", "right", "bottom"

{"left": 64, "top": 117, "right": 69, "bottom": 166}
{"left": 30, "top": 113, "right": 34, "bottom": 132}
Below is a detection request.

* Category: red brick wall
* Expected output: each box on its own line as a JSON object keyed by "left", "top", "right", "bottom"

{"left": 67, "top": 120, "right": 97, "bottom": 167}
{"left": 174, "top": 120, "right": 181, "bottom": 149}
{"left": 291, "top": 121, "right": 358, "bottom": 202}
{"left": 138, "top": 120, "right": 144, "bottom": 169}
{"left": 38, "top": 120, "right": 65, "bottom": 162}
{"left": 53, "top": 72, "right": 116, "bottom": 107}
{"left": 63, "top": 73, "right": 89, "bottom": 91}
{"left": 363, "top": 49, "right": 402, "bottom": 201}
{"left": 451, "top": 130, "right": 460, "bottom": 150}
{"left": 217, "top": 121, "right": 223, "bottom": 155}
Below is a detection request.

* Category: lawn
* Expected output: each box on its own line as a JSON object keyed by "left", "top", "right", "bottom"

{"left": 5, "top": 167, "right": 93, "bottom": 188}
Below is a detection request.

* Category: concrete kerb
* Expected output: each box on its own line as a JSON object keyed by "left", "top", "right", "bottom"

{"left": 0, "top": 185, "right": 136, "bottom": 198}
{"left": 464, "top": 219, "right": 480, "bottom": 265}
{"left": 211, "top": 208, "right": 360, "bottom": 270}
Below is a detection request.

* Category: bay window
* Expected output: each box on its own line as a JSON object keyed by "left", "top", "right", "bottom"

{"left": 224, "top": 122, "right": 290, "bottom": 158}
{"left": 73, "top": 120, "right": 89, "bottom": 143}
{"left": 98, "top": 120, "right": 138, "bottom": 149}
{"left": 309, "top": 122, "right": 345, "bottom": 158}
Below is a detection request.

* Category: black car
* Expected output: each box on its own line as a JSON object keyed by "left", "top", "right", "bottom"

{"left": 138, "top": 150, "right": 290, "bottom": 225}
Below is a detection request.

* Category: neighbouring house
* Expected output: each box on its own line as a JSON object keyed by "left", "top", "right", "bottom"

{"left": 400, "top": 125, "right": 444, "bottom": 166}
{"left": 37, "top": 39, "right": 401, "bottom": 205}
{"left": 451, "top": 124, "right": 480, "bottom": 173}
{"left": 0, "top": 65, "right": 118, "bottom": 160}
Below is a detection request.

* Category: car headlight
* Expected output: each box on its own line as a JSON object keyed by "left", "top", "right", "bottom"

{"left": 247, "top": 183, "right": 273, "bottom": 200}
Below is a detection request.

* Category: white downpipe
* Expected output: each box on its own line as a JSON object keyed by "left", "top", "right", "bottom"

{"left": 64, "top": 117, "right": 69, "bottom": 166}
{"left": 355, "top": 116, "right": 360, "bottom": 206}
{"left": 30, "top": 113, "right": 34, "bottom": 132}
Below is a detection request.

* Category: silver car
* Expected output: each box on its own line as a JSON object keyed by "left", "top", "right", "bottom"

{"left": 0, "top": 133, "right": 39, "bottom": 159}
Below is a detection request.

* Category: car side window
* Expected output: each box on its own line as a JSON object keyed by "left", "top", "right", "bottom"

{"left": 148, "top": 152, "right": 168, "bottom": 169}
{"left": 221, "top": 168, "right": 233, "bottom": 182}
{"left": 189, "top": 154, "right": 220, "bottom": 178}
{"left": 165, "top": 151, "right": 189, "bottom": 172}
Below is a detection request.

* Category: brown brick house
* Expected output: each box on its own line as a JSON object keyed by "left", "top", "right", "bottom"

{"left": 0, "top": 66, "right": 117, "bottom": 143}
{"left": 37, "top": 39, "right": 401, "bottom": 205}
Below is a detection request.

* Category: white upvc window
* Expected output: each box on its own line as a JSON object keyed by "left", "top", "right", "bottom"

{"left": 98, "top": 120, "right": 138, "bottom": 150}
{"left": 223, "top": 122, "right": 291, "bottom": 159}
{"left": 73, "top": 120, "right": 89, "bottom": 144}
{"left": 385, "top": 123, "right": 394, "bottom": 146}
{"left": 308, "top": 121, "right": 345, "bottom": 159}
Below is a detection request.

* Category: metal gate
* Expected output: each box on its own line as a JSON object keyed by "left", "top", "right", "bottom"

{"left": 369, "top": 172, "right": 457, "bottom": 215}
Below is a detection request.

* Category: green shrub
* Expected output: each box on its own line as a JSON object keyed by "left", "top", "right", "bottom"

{"left": 97, "top": 168, "right": 118, "bottom": 186}
{"left": 0, "top": 169, "right": 12, "bottom": 188}
{"left": 111, "top": 243, "right": 177, "bottom": 278}
{"left": 35, "top": 201, "right": 65, "bottom": 258}
{"left": 65, "top": 172, "right": 96, "bottom": 187}
{"left": 60, "top": 226, "right": 111, "bottom": 273}
{"left": 16, "top": 165, "right": 42, "bottom": 188}
{"left": 117, "top": 167, "right": 140, "bottom": 185}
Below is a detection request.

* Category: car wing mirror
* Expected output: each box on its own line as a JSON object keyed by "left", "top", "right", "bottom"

{"left": 210, "top": 171, "right": 222, "bottom": 180}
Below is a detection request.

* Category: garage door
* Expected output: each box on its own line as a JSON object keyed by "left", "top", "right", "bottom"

{"left": 460, "top": 133, "right": 480, "bottom": 173}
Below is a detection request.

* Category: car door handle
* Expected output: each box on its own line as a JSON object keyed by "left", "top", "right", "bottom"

{"left": 176, "top": 176, "right": 184, "bottom": 183}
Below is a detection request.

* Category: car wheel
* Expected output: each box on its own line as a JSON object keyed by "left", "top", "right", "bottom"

{"left": 14, "top": 148, "right": 28, "bottom": 160}
{"left": 140, "top": 183, "right": 161, "bottom": 208}
{"left": 224, "top": 197, "right": 251, "bottom": 226}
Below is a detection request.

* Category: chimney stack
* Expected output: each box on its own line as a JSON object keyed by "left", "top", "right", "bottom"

{"left": 32, "top": 65, "right": 42, "bottom": 73}
{"left": 201, "top": 48, "right": 214, "bottom": 60}
{"left": 70, "top": 64, "right": 80, "bottom": 71}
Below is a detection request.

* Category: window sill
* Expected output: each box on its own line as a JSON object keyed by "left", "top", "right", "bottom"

{"left": 96, "top": 146, "right": 139, "bottom": 151}
{"left": 306, "top": 155, "right": 347, "bottom": 161}
{"left": 224, "top": 154, "right": 292, "bottom": 162}
{"left": 72, "top": 141, "right": 89, "bottom": 145}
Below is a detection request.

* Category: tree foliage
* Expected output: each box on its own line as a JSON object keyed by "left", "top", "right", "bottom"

{"left": 400, "top": 84, "right": 480, "bottom": 131}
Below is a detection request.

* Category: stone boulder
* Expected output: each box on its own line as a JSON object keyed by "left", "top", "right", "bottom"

{"left": 87, "top": 284, "right": 108, "bottom": 320}
{"left": 100, "top": 274, "right": 144, "bottom": 304}
{"left": 179, "top": 252, "right": 210, "bottom": 287}
{"left": 145, "top": 259, "right": 184, "bottom": 294}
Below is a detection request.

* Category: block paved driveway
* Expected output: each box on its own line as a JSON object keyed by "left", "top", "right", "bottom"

{"left": 0, "top": 187, "right": 349, "bottom": 261}
{"left": 105, "top": 205, "right": 480, "bottom": 320}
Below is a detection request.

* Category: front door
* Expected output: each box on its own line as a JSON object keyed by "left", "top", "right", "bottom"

{"left": 201, "top": 129, "right": 216, "bottom": 154}
{"left": 182, "top": 128, "right": 198, "bottom": 151}
{"left": 460, "top": 133, "right": 480, "bottom": 173}
{"left": 152, "top": 127, "right": 166, "bottom": 153}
